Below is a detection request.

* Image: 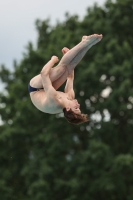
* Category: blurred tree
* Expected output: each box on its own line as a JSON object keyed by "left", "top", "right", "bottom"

{"left": 0, "top": 0, "right": 133, "bottom": 199}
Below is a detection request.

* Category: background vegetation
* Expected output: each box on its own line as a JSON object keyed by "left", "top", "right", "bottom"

{"left": 0, "top": 0, "right": 133, "bottom": 199}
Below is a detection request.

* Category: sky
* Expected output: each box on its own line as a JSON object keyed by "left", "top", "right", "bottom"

{"left": 0, "top": 0, "right": 105, "bottom": 70}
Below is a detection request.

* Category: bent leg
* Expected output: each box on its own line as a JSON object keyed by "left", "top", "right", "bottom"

{"left": 52, "top": 34, "right": 103, "bottom": 89}
{"left": 29, "top": 48, "right": 70, "bottom": 89}
{"left": 52, "top": 45, "right": 91, "bottom": 90}
{"left": 30, "top": 34, "right": 102, "bottom": 89}
{"left": 30, "top": 56, "right": 59, "bottom": 88}
{"left": 50, "top": 34, "right": 102, "bottom": 82}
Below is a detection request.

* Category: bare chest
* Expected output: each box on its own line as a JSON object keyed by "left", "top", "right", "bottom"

{"left": 30, "top": 90, "right": 64, "bottom": 114}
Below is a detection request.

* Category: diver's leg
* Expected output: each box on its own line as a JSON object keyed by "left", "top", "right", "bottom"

{"left": 59, "top": 34, "right": 102, "bottom": 66}
{"left": 52, "top": 45, "right": 91, "bottom": 90}
{"left": 29, "top": 48, "right": 70, "bottom": 89}
{"left": 30, "top": 56, "right": 59, "bottom": 88}
{"left": 51, "top": 34, "right": 102, "bottom": 89}
{"left": 50, "top": 34, "right": 102, "bottom": 81}
{"left": 52, "top": 44, "right": 96, "bottom": 90}
{"left": 30, "top": 34, "right": 102, "bottom": 89}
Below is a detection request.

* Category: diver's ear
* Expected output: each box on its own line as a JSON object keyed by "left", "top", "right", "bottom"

{"left": 66, "top": 107, "right": 70, "bottom": 111}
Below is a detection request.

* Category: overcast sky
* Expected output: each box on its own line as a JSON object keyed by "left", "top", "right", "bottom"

{"left": 0, "top": 0, "right": 105, "bottom": 70}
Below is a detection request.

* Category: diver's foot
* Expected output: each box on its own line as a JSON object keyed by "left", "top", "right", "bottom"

{"left": 82, "top": 34, "right": 103, "bottom": 46}
{"left": 51, "top": 56, "right": 59, "bottom": 63}
{"left": 62, "top": 47, "right": 70, "bottom": 55}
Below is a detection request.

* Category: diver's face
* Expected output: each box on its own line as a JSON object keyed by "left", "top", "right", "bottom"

{"left": 69, "top": 99, "right": 81, "bottom": 114}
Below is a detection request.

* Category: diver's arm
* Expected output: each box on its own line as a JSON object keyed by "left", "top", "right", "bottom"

{"left": 64, "top": 70, "right": 75, "bottom": 99}
{"left": 41, "top": 56, "right": 58, "bottom": 95}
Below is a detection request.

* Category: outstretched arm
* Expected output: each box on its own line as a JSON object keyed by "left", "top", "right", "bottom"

{"left": 64, "top": 70, "right": 75, "bottom": 100}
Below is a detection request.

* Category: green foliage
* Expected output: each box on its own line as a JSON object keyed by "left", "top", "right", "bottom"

{"left": 0, "top": 0, "right": 133, "bottom": 199}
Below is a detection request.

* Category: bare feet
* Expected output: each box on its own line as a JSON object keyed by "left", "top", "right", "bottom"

{"left": 51, "top": 56, "right": 59, "bottom": 63}
{"left": 82, "top": 34, "right": 103, "bottom": 46}
{"left": 62, "top": 47, "right": 70, "bottom": 55}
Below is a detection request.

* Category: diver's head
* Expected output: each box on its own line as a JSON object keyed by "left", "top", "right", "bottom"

{"left": 63, "top": 106, "right": 89, "bottom": 125}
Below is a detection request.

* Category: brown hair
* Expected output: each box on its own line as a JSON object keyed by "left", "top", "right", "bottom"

{"left": 63, "top": 108, "right": 89, "bottom": 125}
